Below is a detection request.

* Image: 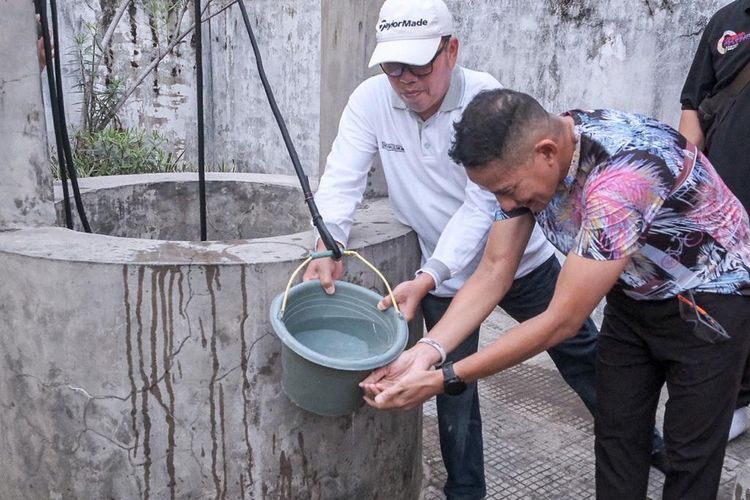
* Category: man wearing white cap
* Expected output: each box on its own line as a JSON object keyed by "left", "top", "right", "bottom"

{"left": 303, "top": 0, "right": 602, "bottom": 497}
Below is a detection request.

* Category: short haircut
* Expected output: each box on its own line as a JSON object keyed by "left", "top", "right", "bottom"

{"left": 449, "top": 88, "right": 549, "bottom": 169}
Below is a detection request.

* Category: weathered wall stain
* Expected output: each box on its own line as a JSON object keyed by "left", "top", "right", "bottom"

{"left": 277, "top": 450, "right": 293, "bottom": 500}
{"left": 219, "top": 383, "right": 228, "bottom": 500}
{"left": 127, "top": 0, "right": 138, "bottom": 44}
{"left": 124, "top": 265, "right": 188, "bottom": 499}
{"left": 205, "top": 265, "right": 225, "bottom": 498}
{"left": 162, "top": 268, "right": 178, "bottom": 499}
{"left": 123, "top": 266, "right": 140, "bottom": 460}
{"left": 643, "top": 0, "right": 677, "bottom": 16}
{"left": 297, "top": 431, "right": 314, "bottom": 489}
{"left": 545, "top": 0, "right": 598, "bottom": 26}
{"left": 135, "top": 266, "right": 153, "bottom": 499}
{"left": 239, "top": 266, "right": 255, "bottom": 491}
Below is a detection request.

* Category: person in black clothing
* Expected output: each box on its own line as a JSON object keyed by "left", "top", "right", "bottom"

{"left": 680, "top": 0, "right": 750, "bottom": 441}
{"left": 680, "top": 0, "right": 750, "bottom": 208}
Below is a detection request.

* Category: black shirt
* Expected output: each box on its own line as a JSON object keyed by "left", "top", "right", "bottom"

{"left": 680, "top": 0, "right": 750, "bottom": 210}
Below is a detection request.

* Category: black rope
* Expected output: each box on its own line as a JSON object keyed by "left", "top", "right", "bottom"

{"left": 36, "top": 0, "right": 72, "bottom": 229}
{"left": 236, "top": 0, "right": 341, "bottom": 259}
{"left": 38, "top": 0, "right": 92, "bottom": 232}
{"left": 194, "top": 0, "right": 207, "bottom": 241}
{"left": 49, "top": 0, "right": 91, "bottom": 233}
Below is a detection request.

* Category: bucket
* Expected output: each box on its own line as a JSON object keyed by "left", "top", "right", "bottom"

{"left": 269, "top": 251, "right": 409, "bottom": 416}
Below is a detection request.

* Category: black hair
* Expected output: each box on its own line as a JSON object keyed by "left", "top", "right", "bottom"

{"left": 449, "top": 88, "right": 549, "bottom": 169}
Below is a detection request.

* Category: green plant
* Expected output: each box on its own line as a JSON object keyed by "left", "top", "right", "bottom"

{"left": 52, "top": 128, "right": 183, "bottom": 178}
{"left": 71, "top": 25, "right": 126, "bottom": 134}
{"left": 51, "top": 128, "right": 242, "bottom": 178}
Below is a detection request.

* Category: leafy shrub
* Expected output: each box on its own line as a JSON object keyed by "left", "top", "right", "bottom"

{"left": 51, "top": 127, "right": 241, "bottom": 178}
{"left": 52, "top": 127, "right": 183, "bottom": 178}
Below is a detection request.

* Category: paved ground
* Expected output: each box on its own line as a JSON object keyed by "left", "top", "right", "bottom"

{"left": 421, "top": 308, "right": 750, "bottom": 499}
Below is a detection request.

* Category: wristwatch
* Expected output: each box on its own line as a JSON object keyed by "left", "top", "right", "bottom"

{"left": 442, "top": 362, "right": 467, "bottom": 396}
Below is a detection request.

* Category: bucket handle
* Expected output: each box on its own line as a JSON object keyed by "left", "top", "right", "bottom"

{"left": 280, "top": 250, "right": 402, "bottom": 317}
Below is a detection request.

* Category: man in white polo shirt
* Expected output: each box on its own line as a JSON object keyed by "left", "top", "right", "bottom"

{"left": 303, "top": 0, "right": 601, "bottom": 498}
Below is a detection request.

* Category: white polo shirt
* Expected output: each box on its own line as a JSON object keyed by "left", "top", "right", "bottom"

{"left": 315, "top": 66, "right": 554, "bottom": 296}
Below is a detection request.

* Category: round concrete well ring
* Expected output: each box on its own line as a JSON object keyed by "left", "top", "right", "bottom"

{"left": 0, "top": 172, "right": 423, "bottom": 499}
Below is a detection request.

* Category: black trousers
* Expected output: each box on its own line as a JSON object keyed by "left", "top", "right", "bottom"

{"left": 595, "top": 289, "right": 750, "bottom": 500}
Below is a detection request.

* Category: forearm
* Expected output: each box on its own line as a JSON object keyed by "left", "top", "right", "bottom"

{"left": 453, "top": 310, "right": 580, "bottom": 383}
{"left": 455, "top": 253, "right": 626, "bottom": 383}
{"left": 426, "top": 257, "right": 515, "bottom": 356}
{"left": 678, "top": 109, "right": 705, "bottom": 151}
{"left": 425, "top": 218, "right": 533, "bottom": 357}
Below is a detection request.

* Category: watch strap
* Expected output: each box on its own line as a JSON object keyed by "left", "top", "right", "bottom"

{"left": 441, "top": 361, "right": 466, "bottom": 396}
{"left": 442, "top": 361, "right": 457, "bottom": 382}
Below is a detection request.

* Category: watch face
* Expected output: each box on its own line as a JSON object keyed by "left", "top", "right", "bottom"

{"left": 445, "top": 379, "right": 467, "bottom": 396}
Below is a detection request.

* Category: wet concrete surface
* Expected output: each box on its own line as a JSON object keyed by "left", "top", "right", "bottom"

{"left": 421, "top": 309, "right": 750, "bottom": 499}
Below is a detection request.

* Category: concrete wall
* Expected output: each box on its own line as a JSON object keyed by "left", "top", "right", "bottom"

{"left": 452, "top": 0, "right": 729, "bottom": 125}
{"left": 54, "top": 0, "right": 320, "bottom": 175}
{"left": 53, "top": 173, "right": 312, "bottom": 240}
{"left": 0, "top": 176, "right": 424, "bottom": 499}
{"left": 0, "top": 0, "right": 56, "bottom": 228}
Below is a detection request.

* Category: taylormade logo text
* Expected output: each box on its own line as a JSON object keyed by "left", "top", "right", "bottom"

{"left": 378, "top": 18, "right": 428, "bottom": 32}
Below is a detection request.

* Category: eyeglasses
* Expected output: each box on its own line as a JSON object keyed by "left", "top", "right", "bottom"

{"left": 677, "top": 289, "right": 730, "bottom": 344}
{"left": 380, "top": 38, "right": 449, "bottom": 78}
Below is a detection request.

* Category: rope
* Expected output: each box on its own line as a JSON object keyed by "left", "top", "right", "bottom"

{"left": 37, "top": 0, "right": 71, "bottom": 228}
{"left": 194, "top": 0, "right": 207, "bottom": 241}
{"left": 49, "top": 0, "right": 91, "bottom": 233}
{"left": 37, "top": 0, "right": 92, "bottom": 232}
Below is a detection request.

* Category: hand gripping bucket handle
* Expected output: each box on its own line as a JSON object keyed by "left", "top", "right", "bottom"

{"left": 278, "top": 249, "right": 402, "bottom": 318}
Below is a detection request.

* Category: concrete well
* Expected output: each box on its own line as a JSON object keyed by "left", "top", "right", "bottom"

{"left": 0, "top": 173, "right": 423, "bottom": 499}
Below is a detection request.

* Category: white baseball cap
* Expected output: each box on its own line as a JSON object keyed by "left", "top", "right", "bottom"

{"left": 368, "top": 0, "right": 454, "bottom": 68}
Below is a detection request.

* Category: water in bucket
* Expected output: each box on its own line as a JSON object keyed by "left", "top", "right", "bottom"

{"left": 290, "top": 316, "right": 391, "bottom": 360}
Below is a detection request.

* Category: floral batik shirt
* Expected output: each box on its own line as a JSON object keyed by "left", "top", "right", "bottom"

{"left": 496, "top": 109, "right": 750, "bottom": 300}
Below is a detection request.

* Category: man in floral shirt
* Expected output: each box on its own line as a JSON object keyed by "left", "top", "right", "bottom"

{"left": 361, "top": 89, "right": 750, "bottom": 499}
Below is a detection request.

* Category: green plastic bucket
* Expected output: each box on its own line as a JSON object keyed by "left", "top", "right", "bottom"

{"left": 270, "top": 280, "right": 408, "bottom": 416}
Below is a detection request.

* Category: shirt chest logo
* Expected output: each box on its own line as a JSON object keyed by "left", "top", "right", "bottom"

{"left": 381, "top": 141, "right": 405, "bottom": 153}
{"left": 717, "top": 30, "right": 750, "bottom": 54}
